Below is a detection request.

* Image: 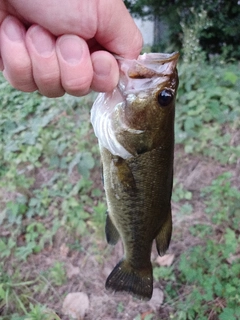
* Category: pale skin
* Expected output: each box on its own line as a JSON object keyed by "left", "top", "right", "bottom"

{"left": 0, "top": 0, "right": 143, "bottom": 97}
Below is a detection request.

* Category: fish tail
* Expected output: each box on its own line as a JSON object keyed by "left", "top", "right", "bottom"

{"left": 105, "top": 259, "right": 153, "bottom": 300}
{"left": 156, "top": 208, "right": 172, "bottom": 256}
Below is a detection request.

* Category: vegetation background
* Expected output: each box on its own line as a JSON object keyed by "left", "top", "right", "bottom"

{"left": 0, "top": 1, "right": 240, "bottom": 319}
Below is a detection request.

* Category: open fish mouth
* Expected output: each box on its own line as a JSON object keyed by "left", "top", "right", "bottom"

{"left": 116, "top": 52, "right": 179, "bottom": 95}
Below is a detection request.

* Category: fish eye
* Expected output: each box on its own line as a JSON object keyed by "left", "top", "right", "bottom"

{"left": 157, "top": 90, "right": 173, "bottom": 107}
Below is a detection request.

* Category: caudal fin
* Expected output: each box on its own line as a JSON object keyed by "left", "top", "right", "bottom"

{"left": 105, "top": 260, "right": 153, "bottom": 300}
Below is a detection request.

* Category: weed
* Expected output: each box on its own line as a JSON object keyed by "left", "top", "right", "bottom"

{"left": 47, "top": 262, "right": 67, "bottom": 287}
{"left": 0, "top": 74, "right": 102, "bottom": 317}
{"left": 0, "top": 263, "right": 37, "bottom": 315}
{"left": 172, "top": 182, "right": 192, "bottom": 202}
{"left": 201, "top": 172, "right": 240, "bottom": 227}
{"left": 134, "top": 314, "right": 154, "bottom": 320}
{"left": 158, "top": 174, "right": 240, "bottom": 319}
{"left": 24, "top": 304, "right": 61, "bottom": 320}
{"left": 117, "top": 302, "right": 124, "bottom": 313}
{"left": 176, "top": 62, "right": 240, "bottom": 164}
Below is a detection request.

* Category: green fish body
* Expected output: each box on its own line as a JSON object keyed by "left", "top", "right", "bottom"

{"left": 91, "top": 52, "right": 179, "bottom": 300}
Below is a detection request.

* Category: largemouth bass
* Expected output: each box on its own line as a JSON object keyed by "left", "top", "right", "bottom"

{"left": 91, "top": 52, "right": 179, "bottom": 300}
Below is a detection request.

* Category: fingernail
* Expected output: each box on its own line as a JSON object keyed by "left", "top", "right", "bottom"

{"left": 58, "top": 36, "right": 83, "bottom": 64}
{"left": 3, "top": 17, "right": 24, "bottom": 42}
{"left": 93, "top": 56, "right": 111, "bottom": 77}
{"left": 28, "top": 26, "right": 54, "bottom": 57}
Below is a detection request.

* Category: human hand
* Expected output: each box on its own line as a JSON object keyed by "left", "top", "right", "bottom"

{"left": 0, "top": 0, "right": 142, "bottom": 97}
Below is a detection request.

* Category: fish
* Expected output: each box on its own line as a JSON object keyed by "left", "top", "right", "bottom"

{"left": 90, "top": 52, "right": 179, "bottom": 300}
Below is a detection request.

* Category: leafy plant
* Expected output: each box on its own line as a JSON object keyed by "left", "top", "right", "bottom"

{"left": 157, "top": 174, "right": 240, "bottom": 319}
{"left": 47, "top": 262, "right": 67, "bottom": 287}
{"left": 172, "top": 182, "right": 192, "bottom": 202}
{"left": 177, "top": 232, "right": 240, "bottom": 319}
{"left": 0, "top": 263, "right": 61, "bottom": 319}
{"left": 126, "top": 0, "right": 240, "bottom": 60}
{"left": 0, "top": 74, "right": 102, "bottom": 317}
{"left": 24, "top": 304, "right": 61, "bottom": 320}
{"left": 201, "top": 172, "right": 240, "bottom": 226}
{"left": 176, "top": 62, "right": 240, "bottom": 164}
{"left": 134, "top": 314, "right": 154, "bottom": 320}
{"left": 0, "top": 264, "right": 37, "bottom": 315}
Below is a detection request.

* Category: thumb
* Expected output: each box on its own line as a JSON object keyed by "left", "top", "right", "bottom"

{"left": 95, "top": 0, "right": 143, "bottom": 59}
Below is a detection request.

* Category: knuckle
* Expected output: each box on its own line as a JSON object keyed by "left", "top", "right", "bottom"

{"left": 4, "top": 59, "right": 35, "bottom": 91}
{"left": 63, "top": 76, "right": 91, "bottom": 96}
{"left": 37, "top": 71, "right": 59, "bottom": 87}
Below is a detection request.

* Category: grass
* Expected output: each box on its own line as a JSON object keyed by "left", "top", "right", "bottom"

{"left": 0, "top": 57, "right": 240, "bottom": 319}
{"left": 154, "top": 173, "right": 240, "bottom": 319}
{"left": 0, "top": 81, "right": 106, "bottom": 318}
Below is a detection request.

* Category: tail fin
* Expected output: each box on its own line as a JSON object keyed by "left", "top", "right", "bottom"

{"left": 105, "top": 260, "right": 153, "bottom": 300}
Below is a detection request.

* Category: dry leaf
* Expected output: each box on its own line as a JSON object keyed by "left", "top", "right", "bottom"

{"left": 227, "top": 254, "right": 240, "bottom": 264}
{"left": 155, "top": 254, "right": 175, "bottom": 267}
{"left": 60, "top": 243, "right": 69, "bottom": 258}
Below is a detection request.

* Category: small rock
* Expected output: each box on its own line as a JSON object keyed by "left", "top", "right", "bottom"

{"left": 148, "top": 288, "right": 164, "bottom": 311}
{"left": 62, "top": 292, "right": 89, "bottom": 320}
{"left": 156, "top": 254, "right": 175, "bottom": 267}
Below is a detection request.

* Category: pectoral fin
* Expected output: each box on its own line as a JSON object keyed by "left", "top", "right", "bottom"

{"left": 105, "top": 212, "right": 119, "bottom": 245}
{"left": 155, "top": 208, "right": 172, "bottom": 256}
{"left": 109, "top": 156, "right": 136, "bottom": 199}
{"left": 111, "top": 156, "right": 136, "bottom": 191}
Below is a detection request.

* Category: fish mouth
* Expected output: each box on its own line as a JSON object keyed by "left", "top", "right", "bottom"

{"left": 132, "top": 52, "right": 179, "bottom": 74}
{"left": 91, "top": 52, "right": 179, "bottom": 160}
{"left": 115, "top": 52, "right": 179, "bottom": 95}
{"left": 115, "top": 52, "right": 179, "bottom": 77}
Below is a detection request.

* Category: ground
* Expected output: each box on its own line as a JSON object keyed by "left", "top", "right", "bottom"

{"left": 2, "top": 144, "right": 239, "bottom": 320}
{"left": 1, "top": 63, "right": 240, "bottom": 319}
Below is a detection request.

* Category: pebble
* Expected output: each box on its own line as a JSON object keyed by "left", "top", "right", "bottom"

{"left": 62, "top": 292, "right": 89, "bottom": 320}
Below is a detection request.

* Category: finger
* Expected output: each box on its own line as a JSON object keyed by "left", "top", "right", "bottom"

{"left": 26, "top": 25, "right": 64, "bottom": 97}
{"left": 0, "top": 16, "right": 37, "bottom": 92}
{"left": 5, "top": 0, "right": 143, "bottom": 59}
{"left": 96, "top": 0, "right": 143, "bottom": 59}
{"left": 0, "top": 36, "right": 3, "bottom": 71}
{"left": 56, "top": 35, "right": 93, "bottom": 96}
{"left": 0, "top": 59, "right": 3, "bottom": 71}
{"left": 91, "top": 51, "right": 119, "bottom": 92}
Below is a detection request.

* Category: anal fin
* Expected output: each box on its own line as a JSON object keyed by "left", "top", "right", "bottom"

{"left": 155, "top": 208, "right": 172, "bottom": 256}
{"left": 105, "top": 212, "right": 119, "bottom": 245}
